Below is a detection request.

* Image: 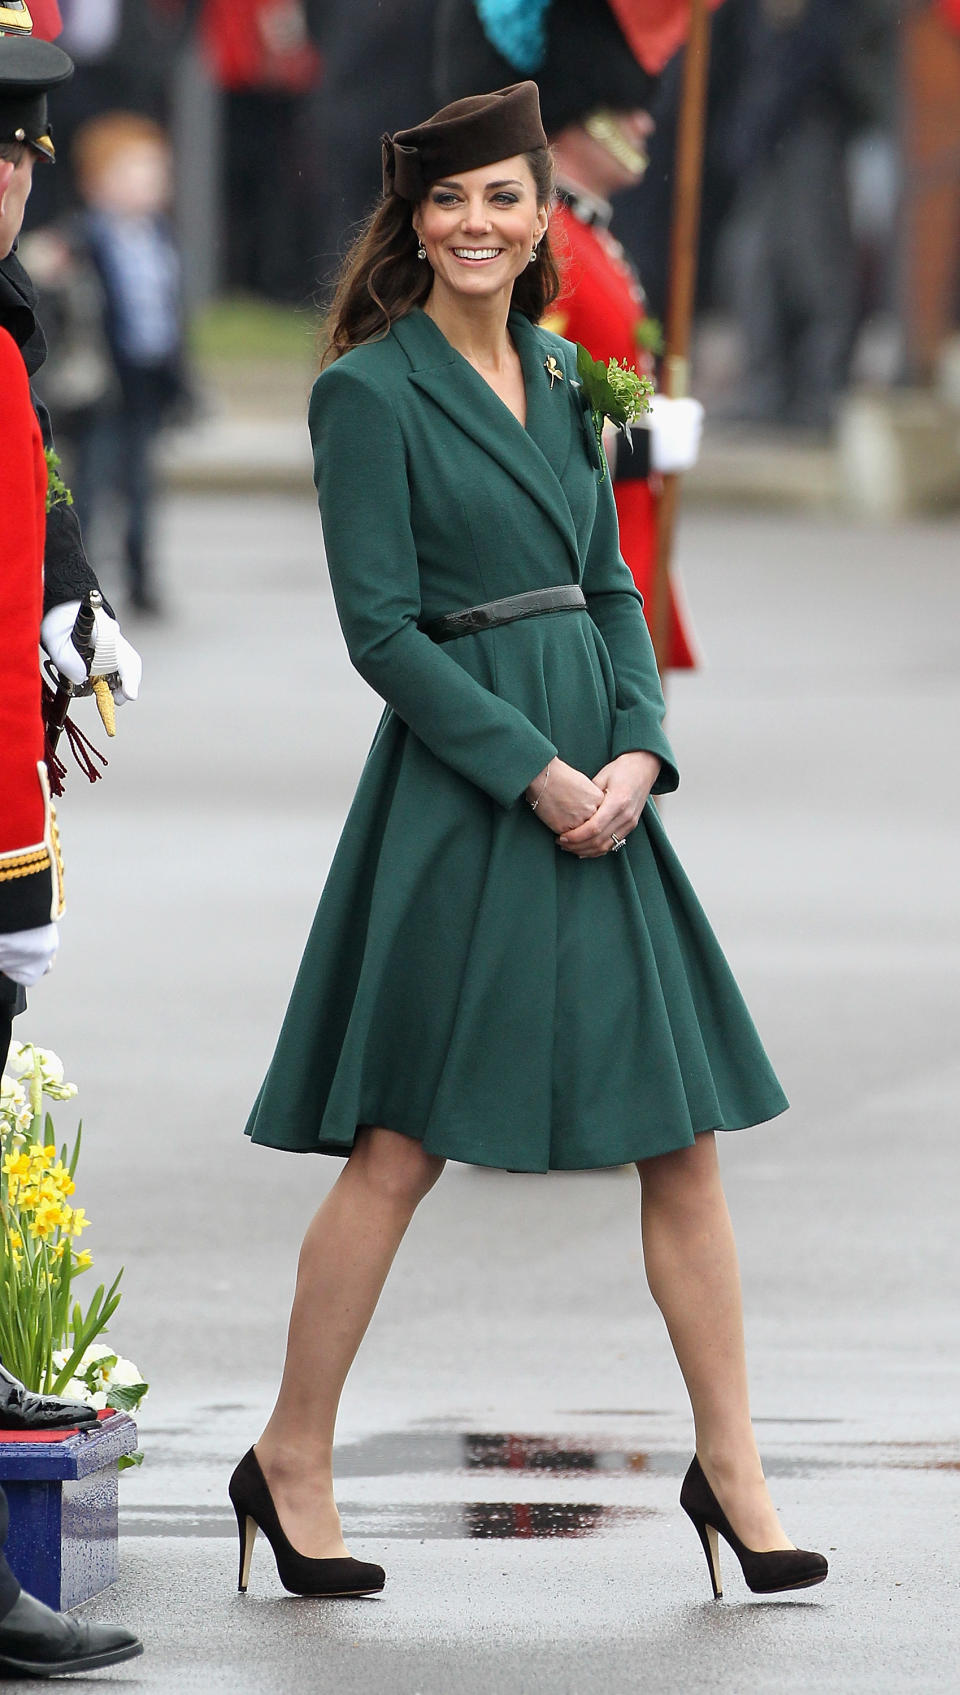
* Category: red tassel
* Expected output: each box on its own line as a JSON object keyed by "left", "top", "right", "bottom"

{"left": 42, "top": 729, "right": 68, "bottom": 797}
{"left": 41, "top": 679, "right": 109, "bottom": 792}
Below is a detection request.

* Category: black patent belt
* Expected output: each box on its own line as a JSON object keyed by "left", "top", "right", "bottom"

{"left": 420, "top": 585, "right": 586, "bottom": 644}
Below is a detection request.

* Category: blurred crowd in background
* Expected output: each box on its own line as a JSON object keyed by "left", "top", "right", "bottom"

{"left": 16, "top": 0, "right": 960, "bottom": 609}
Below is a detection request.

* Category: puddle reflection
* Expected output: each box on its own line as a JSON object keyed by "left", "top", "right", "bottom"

{"left": 464, "top": 1434, "right": 648, "bottom": 1476}
{"left": 334, "top": 1429, "right": 651, "bottom": 1478}
{"left": 463, "top": 1501, "right": 644, "bottom": 1539}
{"left": 121, "top": 1499, "right": 654, "bottom": 1543}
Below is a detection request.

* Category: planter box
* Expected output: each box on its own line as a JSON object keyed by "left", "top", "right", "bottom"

{"left": 0, "top": 1413, "right": 138, "bottom": 1610}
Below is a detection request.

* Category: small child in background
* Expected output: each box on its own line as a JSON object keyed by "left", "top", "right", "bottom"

{"left": 71, "top": 111, "right": 188, "bottom": 615}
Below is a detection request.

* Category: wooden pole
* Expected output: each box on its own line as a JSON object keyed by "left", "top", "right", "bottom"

{"left": 899, "top": 3, "right": 960, "bottom": 384}
{"left": 650, "top": 0, "right": 713, "bottom": 674}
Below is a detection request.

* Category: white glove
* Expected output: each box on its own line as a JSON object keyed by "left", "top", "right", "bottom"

{"left": 648, "top": 396, "right": 705, "bottom": 475}
{"left": 40, "top": 601, "right": 142, "bottom": 703}
{"left": 0, "top": 923, "right": 60, "bottom": 987}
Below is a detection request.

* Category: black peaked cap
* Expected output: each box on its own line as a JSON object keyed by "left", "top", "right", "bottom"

{"left": 0, "top": 32, "right": 73, "bottom": 160}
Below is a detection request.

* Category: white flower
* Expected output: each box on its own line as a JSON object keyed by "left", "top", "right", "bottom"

{"left": 77, "top": 1343, "right": 115, "bottom": 1371}
{"left": 4, "top": 1046, "right": 34, "bottom": 1082}
{"left": 74, "top": 1345, "right": 116, "bottom": 1389}
{"left": 104, "top": 1355, "right": 144, "bottom": 1388}
{"left": 0, "top": 1075, "right": 33, "bottom": 1132}
{"left": 45, "top": 1079, "right": 78, "bottom": 1102}
{"left": 4, "top": 1043, "right": 77, "bottom": 1101}
{"left": 59, "top": 1377, "right": 91, "bottom": 1403}
{"left": 33, "top": 1046, "right": 65, "bottom": 1086}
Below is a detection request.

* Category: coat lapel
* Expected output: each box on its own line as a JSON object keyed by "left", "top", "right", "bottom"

{"left": 394, "top": 310, "right": 581, "bottom": 574}
{"left": 509, "top": 312, "right": 578, "bottom": 484}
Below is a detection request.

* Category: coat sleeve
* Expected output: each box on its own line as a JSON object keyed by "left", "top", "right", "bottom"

{"left": 309, "top": 362, "right": 557, "bottom": 808}
{"left": 0, "top": 330, "right": 65, "bottom": 932}
{"left": 581, "top": 461, "right": 680, "bottom": 794}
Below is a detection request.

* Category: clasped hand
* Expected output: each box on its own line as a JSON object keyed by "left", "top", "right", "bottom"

{"left": 526, "top": 751, "right": 661, "bottom": 858}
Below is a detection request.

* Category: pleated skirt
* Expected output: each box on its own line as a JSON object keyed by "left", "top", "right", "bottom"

{"left": 245, "top": 610, "right": 787, "bottom": 1169}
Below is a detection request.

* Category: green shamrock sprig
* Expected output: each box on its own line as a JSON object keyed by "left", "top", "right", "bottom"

{"left": 575, "top": 344, "right": 654, "bottom": 482}
{"left": 44, "top": 448, "right": 74, "bottom": 513}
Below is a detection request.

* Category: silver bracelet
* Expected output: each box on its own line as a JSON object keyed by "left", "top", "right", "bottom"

{"left": 528, "top": 760, "right": 553, "bottom": 812}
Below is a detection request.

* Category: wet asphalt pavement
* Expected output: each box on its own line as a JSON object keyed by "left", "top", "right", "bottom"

{"left": 27, "top": 495, "right": 960, "bottom": 1691}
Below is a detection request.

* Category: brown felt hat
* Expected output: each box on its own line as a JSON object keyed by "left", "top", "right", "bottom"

{"left": 381, "top": 80, "right": 547, "bottom": 202}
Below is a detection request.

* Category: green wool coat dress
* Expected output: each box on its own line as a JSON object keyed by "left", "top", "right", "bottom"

{"left": 245, "top": 307, "right": 788, "bottom": 1170}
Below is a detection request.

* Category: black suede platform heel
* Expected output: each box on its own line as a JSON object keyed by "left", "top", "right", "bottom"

{"left": 680, "top": 1456, "right": 828, "bottom": 1599}
{"left": 228, "top": 1447, "right": 385, "bottom": 1597}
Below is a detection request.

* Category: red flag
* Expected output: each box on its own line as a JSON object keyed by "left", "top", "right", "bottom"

{"left": 607, "top": 0, "right": 724, "bottom": 73}
{"left": 26, "top": 0, "right": 63, "bottom": 40}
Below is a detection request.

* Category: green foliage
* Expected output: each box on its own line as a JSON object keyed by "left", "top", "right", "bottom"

{"left": 576, "top": 344, "right": 655, "bottom": 482}
{"left": 0, "top": 1046, "right": 142, "bottom": 1406}
{"left": 43, "top": 449, "right": 74, "bottom": 513}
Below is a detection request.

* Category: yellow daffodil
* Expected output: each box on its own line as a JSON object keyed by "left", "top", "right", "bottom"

{"left": 1, "top": 1044, "right": 137, "bottom": 1407}
{"left": 49, "top": 1161, "right": 75, "bottom": 1197}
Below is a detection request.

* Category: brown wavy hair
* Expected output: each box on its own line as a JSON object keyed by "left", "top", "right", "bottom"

{"left": 322, "top": 148, "right": 559, "bottom": 367}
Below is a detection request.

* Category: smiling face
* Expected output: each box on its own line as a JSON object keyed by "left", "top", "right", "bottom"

{"left": 412, "top": 153, "right": 549, "bottom": 307}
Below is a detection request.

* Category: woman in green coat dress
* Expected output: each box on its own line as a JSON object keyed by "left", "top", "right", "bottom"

{"left": 230, "top": 83, "right": 827, "bottom": 1604}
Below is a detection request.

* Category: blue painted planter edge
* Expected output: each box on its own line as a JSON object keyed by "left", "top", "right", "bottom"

{"left": 0, "top": 1414, "right": 138, "bottom": 1480}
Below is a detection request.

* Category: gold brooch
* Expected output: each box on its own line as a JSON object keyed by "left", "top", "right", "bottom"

{"left": 544, "top": 355, "right": 564, "bottom": 390}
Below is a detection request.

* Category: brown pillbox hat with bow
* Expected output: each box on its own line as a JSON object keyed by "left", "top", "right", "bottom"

{"left": 381, "top": 80, "right": 547, "bottom": 202}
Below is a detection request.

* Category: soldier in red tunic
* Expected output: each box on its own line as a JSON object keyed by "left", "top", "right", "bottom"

{"left": 0, "top": 322, "right": 60, "bottom": 992}
{"left": 436, "top": 0, "right": 705, "bottom": 668}
{"left": 0, "top": 26, "right": 70, "bottom": 1012}
{"left": 546, "top": 163, "right": 702, "bottom": 670}
{"left": 0, "top": 25, "right": 143, "bottom": 1676}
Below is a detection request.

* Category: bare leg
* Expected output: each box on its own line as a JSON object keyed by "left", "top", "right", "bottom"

{"left": 255, "top": 1127, "right": 444, "bottom": 1558}
{"left": 637, "top": 1131, "right": 792, "bottom": 1551}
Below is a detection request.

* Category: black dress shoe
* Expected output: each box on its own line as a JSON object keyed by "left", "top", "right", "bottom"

{"left": 0, "top": 1366, "right": 97, "bottom": 1432}
{"left": 0, "top": 1591, "right": 142, "bottom": 1677}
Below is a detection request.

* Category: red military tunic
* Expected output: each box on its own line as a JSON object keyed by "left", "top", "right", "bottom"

{"left": 545, "top": 198, "right": 697, "bottom": 669}
{"left": 0, "top": 325, "right": 63, "bottom": 933}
